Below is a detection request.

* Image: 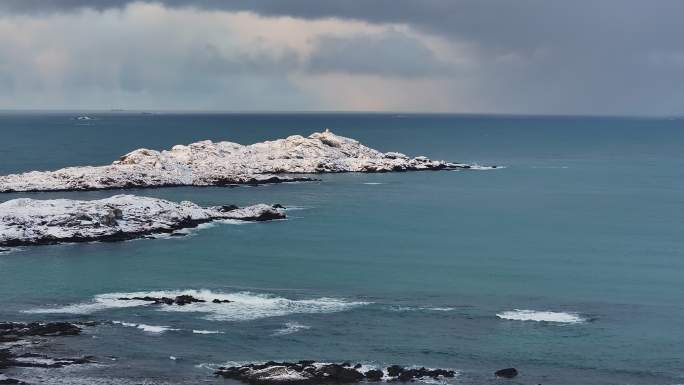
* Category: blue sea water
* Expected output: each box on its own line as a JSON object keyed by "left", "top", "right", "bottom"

{"left": 0, "top": 112, "right": 683, "bottom": 385}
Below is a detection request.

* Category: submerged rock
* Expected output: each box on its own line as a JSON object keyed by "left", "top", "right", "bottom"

{"left": 0, "top": 130, "right": 492, "bottom": 193}
{"left": 0, "top": 322, "right": 93, "bottom": 375}
{"left": 495, "top": 367, "right": 518, "bottom": 378}
{"left": 214, "top": 361, "right": 455, "bottom": 384}
{"left": 0, "top": 377, "right": 29, "bottom": 385}
{"left": 212, "top": 299, "right": 232, "bottom": 304}
{"left": 0, "top": 195, "right": 285, "bottom": 247}
{"left": 0, "top": 322, "right": 81, "bottom": 343}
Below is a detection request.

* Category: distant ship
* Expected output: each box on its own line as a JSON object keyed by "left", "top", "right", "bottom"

{"left": 75, "top": 116, "right": 92, "bottom": 120}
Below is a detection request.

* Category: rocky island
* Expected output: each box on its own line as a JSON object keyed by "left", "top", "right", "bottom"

{"left": 0, "top": 130, "right": 493, "bottom": 193}
{"left": 0, "top": 195, "right": 285, "bottom": 247}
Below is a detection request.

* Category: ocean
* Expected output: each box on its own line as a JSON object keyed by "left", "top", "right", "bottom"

{"left": 0, "top": 112, "right": 683, "bottom": 384}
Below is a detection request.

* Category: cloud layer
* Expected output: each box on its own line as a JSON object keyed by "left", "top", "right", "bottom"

{"left": 0, "top": 1, "right": 682, "bottom": 114}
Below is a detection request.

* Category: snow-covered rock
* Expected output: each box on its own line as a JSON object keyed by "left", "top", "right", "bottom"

{"left": 0, "top": 195, "right": 285, "bottom": 247}
{"left": 0, "top": 130, "right": 490, "bottom": 192}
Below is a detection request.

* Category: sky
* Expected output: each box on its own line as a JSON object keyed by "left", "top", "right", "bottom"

{"left": 0, "top": 0, "right": 682, "bottom": 115}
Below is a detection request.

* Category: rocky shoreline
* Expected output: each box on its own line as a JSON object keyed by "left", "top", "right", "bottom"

{"left": 0, "top": 322, "right": 518, "bottom": 384}
{"left": 0, "top": 130, "right": 495, "bottom": 193}
{"left": 0, "top": 195, "right": 285, "bottom": 247}
{"left": 215, "top": 361, "right": 457, "bottom": 384}
{"left": 0, "top": 322, "right": 94, "bottom": 384}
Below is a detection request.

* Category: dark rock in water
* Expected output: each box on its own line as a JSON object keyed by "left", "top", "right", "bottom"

{"left": 0, "top": 322, "right": 80, "bottom": 342}
{"left": 241, "top": 209, "right": 285, "bottom": 222}
{"left": 495, "top": 368, "right": 518, "bottom": 378}
{"left": 319, "top": 363, "right": 364, "bottom": 382}
{"left": 10, "top": 352, "right": 94, "bottom": 368}
{"left": 215, "top": 361, "right": 454, "bottom": 384}
{"left": 271, "top": 204, "right": 285, "bottom": 209}
{"left": 0, "top": 321, "right": 92, "bottom": 375}
{"left": 117, "top": 295, "right": 206, "bottom": 306}
{"left": 174, "top": 294, "right": 206, "bottom": 306}
{"left": 364, "top": 369, "right": 384, "bottom": 381}
{"left": 74, "top": 321, "right": 99, "bottom": 327}
{"left": 394, "top": 367, "right": 456, "bottom": 381}
{"left": 386, "top": 365, "right": 404, "bottom": 377}
{"left": 212, "top": 299, "right": 232, "bottom": 304}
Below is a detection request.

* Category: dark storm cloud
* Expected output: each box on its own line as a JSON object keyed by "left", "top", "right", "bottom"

{"left": 6, "top": 1, "right": 684, "bottom": 71}
{"left": 1, "top": 0, "right": 683, "bottom": 114}
{"left": 4, "top": 0, "right": 684, "bottom": 51}
{"left": 308, "top": 32, "right": 449, "bottom": 78}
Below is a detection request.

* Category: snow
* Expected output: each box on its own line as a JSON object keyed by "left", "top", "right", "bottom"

{"left": 0, "top": 130, "right": 480, "bottom": 192}
{"left": 0, "top": 195, "right": 284, "bottom": 246}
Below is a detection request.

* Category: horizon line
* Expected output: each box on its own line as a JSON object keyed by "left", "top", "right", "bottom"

{"left": 0, "top": 109, "right": 681, "bottom": 120}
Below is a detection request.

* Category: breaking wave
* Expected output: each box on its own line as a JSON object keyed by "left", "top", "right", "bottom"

{"left": 112, "top": 321, "right": 179, "bottom": 333}
{"left": 25, "top": 289, "right": 369, "bottom": 322}
{"left": 496, "top": 309, "right": 585, "bottom": 324}
{"left": 272, "top": 321, "right": 311, "bottom": 336}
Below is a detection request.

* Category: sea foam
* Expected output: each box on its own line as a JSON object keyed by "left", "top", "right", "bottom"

{"left": 25, "top": 289, "right": 369, "bottom": 322}
{"left": 112, "top": 321, "right": 179, "bottom": 333}
{"left": 388, "top": 306, "right": 455, "bottom": 312}
{"left": 192, "top": 329, "right": 224, "bottom": 334}
{"left": 272, "top": 321, "right": 311, "bottom": 336}
{"left": 496, "top": 309, "right": 585, "bottom": 323}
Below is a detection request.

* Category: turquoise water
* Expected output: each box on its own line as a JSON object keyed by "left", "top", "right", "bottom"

{"left": 0, "top": 113, "right": 683, "bottom": 384}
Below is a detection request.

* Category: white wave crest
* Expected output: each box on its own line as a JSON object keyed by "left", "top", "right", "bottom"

{"left": 496, "top": 309, "right": 585, "bottom": 324}
{"left": 272, "top": 321, "right": 311, "bottom": 336}
{"left": 388, "top": 306, "right": 455, "bottom": 312}
{"left": 25, "top": 289, "right": 369, "bottom": 322}
{"left": 112, "top": 320, "right": 179, "bottom": 333}
{"left": 192, "top": 329, "right": 224, "bottom": 334}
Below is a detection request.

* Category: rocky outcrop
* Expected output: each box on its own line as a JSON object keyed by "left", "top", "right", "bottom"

{"left": 0, "top": 322, "right": 94, "bottom": 380}
{"left": 495, "top": 367, "right": 518, "bottom": 378}
{"left": 117, "top": 294, "right": 231, "bottom": 306}
{"left": 214, "top": 361, "right": 456, "bottom": 384}
{"left": 0, "top": 322, "right": 82, "bottom": 344}
{"left": 0, "top": 195, "right": 285, "bottom": 247}
{"left": 0, "top": 130, "right": 495, "bottom": 193}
